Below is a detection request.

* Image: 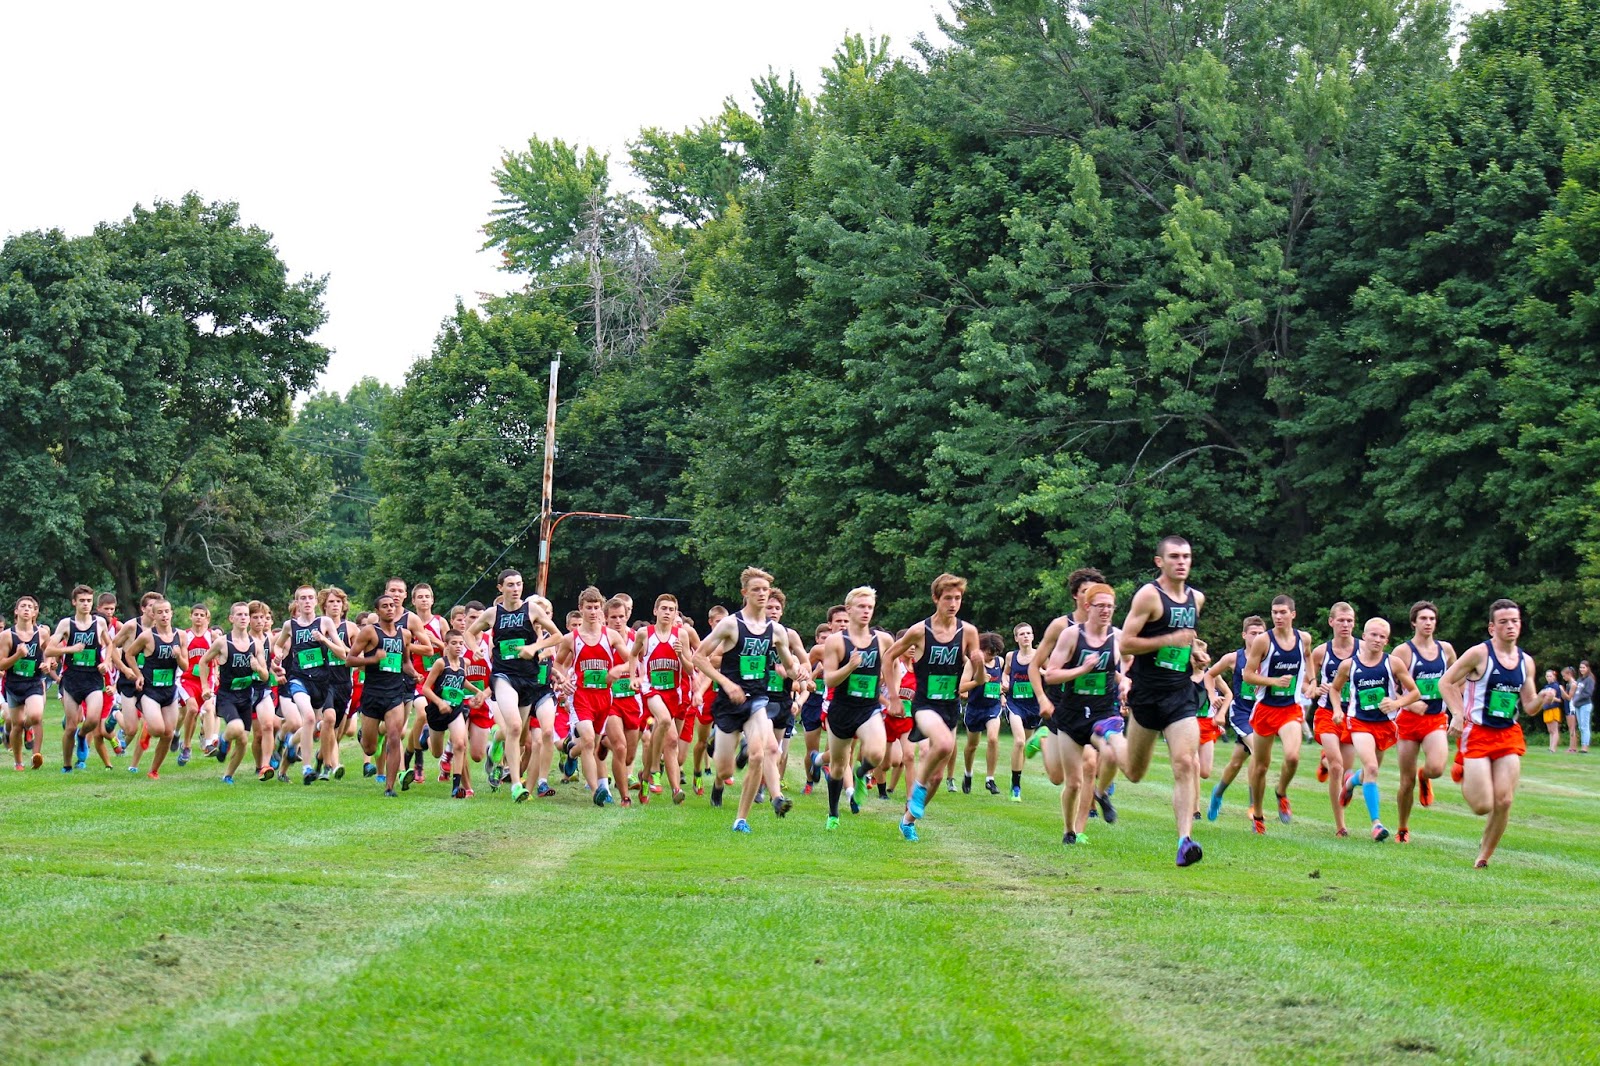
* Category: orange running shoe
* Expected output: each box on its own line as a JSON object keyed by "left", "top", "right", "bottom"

{"left": 1316, "top": 754, "right": 1329, "bottom": 783}
{"left": 1419, "top": 774, "right": 1434, "bottom": 807}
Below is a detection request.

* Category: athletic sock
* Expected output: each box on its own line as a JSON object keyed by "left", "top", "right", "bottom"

{"left": 451, "top": 773, "right": 461, "bottom": 792}
{"left": 877, "top": 782, "right": 887, "bottom": 799}
{"left": 1212, "top": 779, "right": 1228, "bottom": 797}
{"left": 403, "top": 749, "right": 414, "bottom": 770}
{"left": 1011, "top": 771, "right": 1022, "bottom": 789}
{"left": 1362, "top": 780, "right": 1381, "bottom": 822}
{"left": 827, "top": 776, "right": 843, "bottom": 817}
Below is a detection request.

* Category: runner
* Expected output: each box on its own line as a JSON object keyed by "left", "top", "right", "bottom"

{"left": 604, "top": 596, "right": 647, "bottom": 805}
{"left": 763, "top": 588, "right": 807, "bottom": 794}
{"left": 1328, "top": 617, "right": 1421, "bottom": 842}
{"left": 1243, "top": 596, "right": 1313, "bottom": 834}
{"left": 555, "top": 587, "right": 636, "bottom": 806}
{"left": 418, "top": 627, "right": 482, "bottom": 799}
{"left": 1203, "top": 615, "right": 1267, "bottom": 821}
{"left": 247, "top": 602, "right": 285, "bottom": 781}
{"left": 691, "top": 568, "right": 805, "bottom": 831}
{"left": 884, "top": 574, "right": 985, "bottom": 842}
{"left": 1002, "top": 623, "right": 1041, "bottom": 800}
{"left": 343, "top": 594, "right": 417, "bottom": 797}
{"left": 635, "top": 594, "right": 695, "bottom": 804}
{"left": 316, "top": 587, "right": 356, "bottom": 780}
{"left": 465, "top": 570, "right": 563, "bottom": 803}
{"left": 52, "top": 585, "right": 111, "bottom": 773}
{"left": 1307, "top": 602, "right": 1359, "bottom": 837}
{"left": 275, "top": 584, "right": 347, "bottom": 785}
{"left": 1040, "top": 583, "right": 1127, "bottom": 844}
{"left": 1118, "top": 536, "right": 1208, "bottom": 867}
{"left": 121, "top": 598, "right": 190, "bottom": 778}
{"left": 401, "top": 583, "right": 446, "bottom": 787}
{"left": 198, "top": 603, "right": 270, "bottom": 784}
{"left": 1391, "top": 601, "right": 1456, "bottom": 842}
{"left": 1191, "top": 648, "right": 1220, "bottom": 821}
{"left": 179, "top": 604, "right": 217, "bottom": 764}
{"left": 960, "top": 632, "right": 1005, "bottom": 796}
{"left": 1030, "top": 567, "right": 1109, "bottom": 831}
{"left": 0, "top": 596, "right": 52, "bottom": 770}
{"left": 108, "top": 592, "right": 161, "bottom": 768}
{"left": 818, "top": 586, "right": 891, "bottom": 830}
{"left": 1440, "top": 598, "right": 1538, "bottom": 867}
{"left": 800, "top": 622, "right": 832, "bottom": 794}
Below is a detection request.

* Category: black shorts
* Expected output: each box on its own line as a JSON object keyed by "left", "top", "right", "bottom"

{"left": 1007, "top": 702, "right": 1042, "bottom": 732}
{"left": 711, "top": 693, "right": 768, "bottom": 735}
{"left": 328, "top": 679, "right": 354, "bottom": 726}
{"left": 766, "top": 698, "right": 795, "bottom": 737}
{"left": 425, "top": 704, "right": 464, "bottom": 732}
{"left": 61, "top": 672, "right": 103, "bottom": 705}
{"left": 216, "top": 689, "right": 256, "bottom": 731}
{"left": 909, "top": 701, "right": 959, "bottom": 741}
{"left": 360, "top": 683, "right": 410, "bottom": 720}
{"left": 116, "top": 678, "right": 140, "bottom": 700}
{"left": 1128, "top": 684, "right": 1197, "bottom": 733}
{"left": 490, "top": 672, "right": 550, "bottom": 712}
{"left": 827, "top": 702, "right": 879, "bottom": 741}
{"left": 801, "top": 693, "right": 825, "bottom": 732}
{"left": 286, "top": 676, "right": 330, "bottom": 710}
{"left": 1048, "top": 707, "right": 1122, "bottom": 747}
{"left": 5, "top": 680, "right": 43, "bottom": 707}
{"left": 143, "top": 686, "right": 179, "bottom": 709}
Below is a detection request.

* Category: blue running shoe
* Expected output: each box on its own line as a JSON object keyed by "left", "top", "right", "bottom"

{"left": 1176, "top": 836, "right": 1204, "bottom": 868}
{"left": 1207, "top": 786, "right": 1225, "bottom": 822}
{"left": 74, "top": 759, "right": 87, "bottom": 772}
{"left": 908, "top": 783, "right": 928, "bottom": 819}
{"left": 848, "top": 789, "right": 860, "bottom": 815}
{"left": 899, "top": 819, "right": 919, "bottom": 842}
{"left": 61, "top": 765, "right": 72, "bottom": 774}
{"left": 222, "top": 775, "right": 234, "bottom": 784}
{"left": 1095, "top": 790, "right": 1117, "bottom": 824}
{"left": 732, "top": 819, "right": 752, "bottom": 833}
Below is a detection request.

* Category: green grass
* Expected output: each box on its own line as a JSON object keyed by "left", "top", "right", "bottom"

{"left": 2, "top": 709, "right": 1597, "bottom": 1065}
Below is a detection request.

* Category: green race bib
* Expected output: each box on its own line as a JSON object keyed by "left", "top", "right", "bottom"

{"left": 845, "top": 673, "right": 878, "bottom": 699}
{"left": 767, "top": 672, "right": 786, "bottom": 693}
{"left": 151, "top": 669, "right": 175, "bottom": 687}
{"left": 1487, "top": 690, "right": 1518, "bottom": 719}
{"left": 582, "top": 668, "right": 608, "bottom": 689}
{"left": 441, "top": 685, "right": 465, "bottom": 704}
{"left": 1269, "top": 683, "right": 1292, "bottom": 698}
{"left": 901, "top": 699, "right": 913, "bottom": 716}
{"left": 297, "top": 647, "right": 326, "bottom": 669}
{"left": 1013, "top": 681, "right": 1034, "bottom": 700}
{"left": 72, "top": 648, "right": 96, "bottom": 667}
{"left": 535, "top": 661, "right": 550, "bottom": 685}
{"left": 191, "top": 662, "right": 206, "bottom": 678}
{"left": 738, "top": 655, "right": 767, "bottom": 682}
{"left": 649, "top": 668, "right": 676, "bottom": 690}
{"left": 1197, "top": 701, "right": 1213, "bottom": 719}
{"left": 12, "top": 659, "right": 36, "bottom": 678}
{"left": 611, "top": 676, "right": 635, "bottom": 697}
{"left": 1239, "top": 681, "right": 1258, "bottom": 701}
{"left": 1074, "top": 672, "right": 1107, "bottom": 696}
{"left": 982, "top": 681, "right": 1002, "bottom": 699}
{"left": 1417, "top": 677, "right": 1440, "bottom": 699}
{"left": 422, "top": 655, "right": 439, "bottom": 671}
{"left": 1357, "top": 687, "right": 1384, "bottom": 711}
{"left": 498, "top": 638, "right": 526, "bottom": 660}
{"left": 379, "top": 652, "right": 402, "bottom": 674}
{"left": 1154, "top": 645, "right": 1191, "bottom": 672}
{"left": 230, "top": 676, "right": 254, "bottom": 691}
{"left": 926, "top": 674, "right": 957, "bottom": 700}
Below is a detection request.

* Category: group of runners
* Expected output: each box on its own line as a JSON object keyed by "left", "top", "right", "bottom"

{"left": 0, "top": 536, "right": 1544, "bottom": 867}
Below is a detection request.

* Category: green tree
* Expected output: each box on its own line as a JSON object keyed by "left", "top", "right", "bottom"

{"left": 288, "top": 377, "right": 393, "bottom": 594}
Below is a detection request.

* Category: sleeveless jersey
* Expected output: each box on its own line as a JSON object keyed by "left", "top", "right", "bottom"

{"left": 490, "top": 602, "right": 538, "bottom": 678}
{"left": 218, "top": 637, "right": 259, "bottom": 692}
{"left": 287, "top": 617, "right": 329, "bottom": 681}
{"left": 1230, "top": 646, "right": 1256, "bottom": 716}
{"left": 1318, "top": 640, "right": 1355, "bottom": 709}
{"left": 1128, "top": 583, "right": 1198, "bottom": 692}
{"left": 574, "top": 631, "right": 617, "bottom": 715}
{"left": 969, "top": 658, "right": 1003, "bottom": 711}
{"left": 1349, "top": 652, "right": 1397, "bottom": 723}
{"left": 1405, "top": 640, "right": 1447, "bottom": 715}
{"left": 185, "top": 629, "right": 213, "bottom": 687}
{"left": 6, "top": 627, "right": 43, "bottom": 683}
{"left": 643, "top": 625, "right": 684, "bottom": 698}
{"left": 363, "top": 627, "right": 409, "bottom": 704}
{"left": 1007, "top": 651, "right": 1038, "bottom": 711}
{"left": 1465, "top": 642, "right": 1526, "bottom": 729}
{"left": 145, "top": 630, "right": 181, "bottom": 692}
{"left": 766, "top": 628, "right": 795, "bottom": 701}
{"left": 1258, "top": 630, "right": 1304, "bottom": 708}
{"left": 437, "top": 660, "right": 469, "bottom": 708}
{"left": 63, "top": 618, "right": 102, "bottom": 675}
{"left": 1064, "top": 629, "right": 1119, "bottom": 721}
{"left": 912, "top": 617, "right": 964, "bottom": 705}
{"left": 727, "top": 612, "right": 775, "bottom": 699}
{"left": 832, "top": 632, "right": 884, "bottom": 714}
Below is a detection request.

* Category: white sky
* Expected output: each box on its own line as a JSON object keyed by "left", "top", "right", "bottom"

{"left": 4, "top": 0, "right": 1500, "bottom": 396}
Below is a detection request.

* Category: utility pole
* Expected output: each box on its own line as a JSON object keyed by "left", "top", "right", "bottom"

{"left": 536, "top": 356, "right": 560, "bottom": 597}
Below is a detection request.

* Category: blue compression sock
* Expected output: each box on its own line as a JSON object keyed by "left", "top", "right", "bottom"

{"left": 1362, "top": 780, "right": 1381, "bottom": 822}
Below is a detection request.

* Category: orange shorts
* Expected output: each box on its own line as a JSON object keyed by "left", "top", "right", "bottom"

{"left": 1312, "top": 706, "right": 1352, "bottom": 744}
{"left": 1349, "top": 717, "right": 1398, "bottom": 752}
{"left": 884, "top": 715, "right": 914, "bottom": 743}
{"left": 1250, "top": 701, "right": 1301, "bottom": 739}
{"left": 1396, "top": 710, "right": 1447, "bottom": 744}
{"left": 1461, "top": 721, "right": 1525, "bottom": 762}
{"left": 1198, "top": 716, "right": 1223, "bottom": 745}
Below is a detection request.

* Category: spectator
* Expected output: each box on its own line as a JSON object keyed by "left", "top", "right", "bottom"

{"left": 1541, "top": 669, "right": 1566, "bottom": 753}
{"left": 1572, "top": 662, "right": 1593, "bottom": 755}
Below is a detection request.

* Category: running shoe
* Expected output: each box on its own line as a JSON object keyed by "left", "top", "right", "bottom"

{"left": 825, "top": 815, "right": 840, "bottom": 831}
{"left": 513, "top": 784, "right": 531, "bottom": 803}
{"left": 1252, "top": 814, "right": 1266, "bottom": 835}
{"left": 802, "top": 782, "right": 813, "bottom": 795}
{"left": 318, "top": 769, "right": 331, "bottom": 782}
{"left": 1176, "top": 836, "right": 1203, "bottom": 867}
{"left": 710, "top": 784, "right": 724, "bottom": 808}
{"left": 202, "top": 737, "right": 218, "bottom": 758}
{"left": 848, "top": 788, "right": 859, "bottom": 815}
{"left": 1397, "top": 828, "right": 1411, "bottom": 843}
{"left": 908, "top": 783, "right": 928, "bottom": 819}
{"left": 1451, "top": 758, "right": 1464, "bottom": 784}
{"left": 1316, "top": 753, "right": 1329, "bottom": 783}
{"left": 807, "top": 750, "right": 823, "bottom": 785}
{"left": 672, "top": 788, "right": 686, "bottom": 805}
{"left": 1340, "top": 772, "right": 1358, "bottom": 808}
{"left": 1062, "top": 831, "right": 1077, "bottom": 845}
{"left": 177, "top": 747, "right": 190, "bottom": 767}
{"left": 222, "top": 774, "right": 233, "bottom": 784}
{"left": 1335, "top": 827, "right": 1349, "bottom": 838}
{"left": 619, "top": 791, "right": 632, "bottom": 808}
{"left": 74, "top": 758, "right": 87, "bottom": 772}
{"left": 1418, "top": 774, "right": 1433, "bottom": 808}
{"left": 1095, "top": 790, "right": 1117, "bottom": 824}
{"left": 899, "top": 819, "right": 919, "bottom": 842}
{"left": 1277, "top": 792, "right": 1292, "bottom": 825}
{"left": 463, "top": 788, "right": 475, "bottom": 798}
{"left": 1474, "top": 858, "right": 1488, "bottom": 868}
{"left": 303, "top": 767, "right": 317, "bottom": 786}
{"left": 333, "top": 765, "right": 345, "bottom": 780}
{"left": 400, "top": 770, "right": 412, "bottom": 792}
{"left": 772, "top": 795, "right": 793, "bottom": 818}
{"left": 147, "top": 770, "right": 159, "bottom": 780}
{"left": 375, "top": 774, "right": 385, "bottom": 785}
{"left": 1207, "top": 786, "right": 1224, "bottom": 822}
{"left": 962, "top": 773, "right": 972, "bottom": 794}
{"left": 1024, "top": 732, "right": 1042, "bottom": 758}
{"left": 694, "top": 782, "right": 705, "bottom": 797}
{"left": 754, "top": 786, "right": 767, "bottom": 805}
{"left": 986, "top": 778, "right": 999, "bottom": 796}
{"left": 257, "top": 764, "right": 274, "bottom": 782}
{"left": 946, "top": 778, "right": 956, "bottom": 793}
{"left": 735, "top": 741, "right": 749, "bottom": 770}
{"left": 440, "top": 753, "right": 452, "bottom": 776}
{"left": 362, "top": 761, "right": 376, "bottom": 778}
{"left": 128, "top": 765, "right": 140, "bottom": 773}
{"left": 1372, "top": 823, "right": 1390, "bottom": 843}
{"left": 1011, "top": 786, "right": 1021, "bottom": 802}
{"left": 594, "top": 783, "right": 611, "bottom": 807}
{"left": 216, "top": 740, "right": 229, "bottom": 764}
{"left": 453, "top": 784, "right": 467, "bottom": 799}
{"left": 536, "top": 781, "right": 555, "bottom": 798}
{"left": 732, "top": 819, "right": 752, "bottom": 833}
{"left": 384, "top": 788, "right": 397, "bottom": 798}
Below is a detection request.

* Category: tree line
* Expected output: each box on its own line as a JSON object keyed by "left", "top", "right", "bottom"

{"left": 5, "top": 0, "right": 1597, "bottom": 666}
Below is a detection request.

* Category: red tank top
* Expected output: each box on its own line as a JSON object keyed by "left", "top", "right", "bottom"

{"left": 573, "top": 630, "right": 616, "bottom": 715}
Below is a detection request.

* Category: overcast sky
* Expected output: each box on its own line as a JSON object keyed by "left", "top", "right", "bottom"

{"left": 4, "top": 0, "right": 1500, "bottom": 396}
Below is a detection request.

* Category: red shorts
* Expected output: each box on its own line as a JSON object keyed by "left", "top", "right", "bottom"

{"left": 677, "top": 714, "right": 694, "bottom": 744}
{"left": 1198, "top": 716, "right": 1223, "bottom": 745}
{"left": 180, "top": 674, "right": 204, "bottom": 704}
{"left": 1349, "top": 717, "right": 1398, "bottom": 752}
{"left": 1461, "top": 721, "right": 1525, "bottom": 762}
{"left": 696, "top": 689, "right": 714, "bottom": 726}
{"left": 1312, "top": 707, "right": 1352, "bottom": 744}
{"left": 884, "top": 715, "right": 913, "bottom": 743}
{"left": 574, "top": 690, "right": 610, "bottom": 726}
{"left": 1250, "top": 701, "right": 1301, "bottom": 739}
{"left": 1396, "top": 710, "right": 1447, "bottom": 743}
{"left": 617, "top": 696, "right": 644, "bottom": 732}
{"left": 468, "top": 701, "right": 495, "bottom": 731}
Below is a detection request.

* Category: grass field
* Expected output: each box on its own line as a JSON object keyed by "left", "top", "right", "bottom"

{"left": 1, "top": 711, "right": 1596, "bottom": 1065}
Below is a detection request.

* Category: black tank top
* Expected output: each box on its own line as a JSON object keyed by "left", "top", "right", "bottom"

{"left": 146, "top": 630, "right": 181, "bottom": 689}
{"left": 729, "top": 612, "right": 774, "bottom": 699}
{"left": 438, "top": 661, "right": 469, "bottom": 706}
{"left": 6, "top": 627, "right": 42, "bottom": 682}
{"left": 1129, "top": 583, "right": 1198, "bottom": 692}
{"left": 491, "top": 602, "right": 537, "bottom": 677}
{"left": 218, "top": 637, "right": 259, "bottom": 692}
{"left": 287, "top": 617, "right": 329, "bottom": 680}
{"left": 832, "top": 632, "right": 883, "bottom": 713}
{"left": 1064, "top": 629, "right": 1119, "bottom": 720}
{"left": 64, "top": 618, "right": 102, "bottom": 674}
{"left": 913, "top": 617, "right": 964, "bottom": 704}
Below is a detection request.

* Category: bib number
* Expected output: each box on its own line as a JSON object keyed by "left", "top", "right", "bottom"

{"left": 151, "top": 669, "right": 175, "bottom": 687}
{"left": 845, "top": 673, "right": 878, "bottom": 699}
{"left": 12, "top": 659, "right": 35, "bottom": 678}
{"left": 297, "top": 647, "right": 326, "bottom": 669}
{"left": 1073, "top": 672, "right": 1107, "bottom": 696}
{"left": 1487, "top": 690, "right": 1518, "bottom": 719}
{"left": 1417, "top": 677, "right": 1440, "bottom": 699}
{"left": 498, "top": 638, "right": 526, "bottom": 661}
{"left": 982, "top": 681, "right": 1002, "bottom": 700}
{"left": 1238, "top": 681, "right": 1257, "bottom": 701}
{"left": 379, "top": 652, "right": 402, "bottom": 674}
{"left": 1357, "top": 687, "right": 1384, "bottom": 711}
{"left": 72, "top": 648, "right": 96, "bottom": 667}
{"left": 1012, "top": 681, "right": 1034, "bottom": 700}
{"left": 1154, "top": 645, "right": 1191, "bottom": 672}
{"left": 926, "top": 674, "right": 957, "bottom": 701}
{"left": 441, "top": 685, "right": 465, "bottom": 705}
{"left": 611, "top": 677, "right": 635, "bottom": 697}
{"left": 738, "top": 655, "right": 768, "bottom": 682}
{"left": 582, "top": 668, "right": 608, "bottom": 689}
{"left": 230, "top": 676, "right": 254, "bottom": 691}
{"left": 650, "top": 668, "right": 676, "bottom": 690}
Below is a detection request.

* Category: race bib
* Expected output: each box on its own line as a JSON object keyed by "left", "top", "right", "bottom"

{"left": 649, "top": 668, "right": 676, "bottom": 690}
{"left": 230, "top": 676, "right": 254, "bottom": 691}
{"left": 1357, "top": 687, "right": 1384, "bottom": 711}
{"left": 191, "top": 662, "right": 206, "bottom": 678}
{"left": 926, "top": 674, "right": 957, "bottom": 700}
{"left": 846, "top": 673, "right": 878, "bottom": 699}
{"left": 151, "top": 669, "right": 175, "bottom": 687}
{"left": 535, "top": 661, "right": 550, "bottom": 686}
{"left": 1012, "top": 681, "right": 1034, "bottom": 700}
{"left": 738, "top": 655, "right": 767, "bottom": 682}
{"left": 611, "top": 677, "right": 635, "bottom": 697}
{"left": 498, "top": 638, "right": 526, "bottom": 660}
{"left": 441, "top": 685, "right": 465, "bottom": 704}
{"left": 1239, "top": 681, "right": 1258, "bottom": 700}
{"left": 1074, "top": 672, "right": 1107, "bottom": 696}
{"left": 581, "top": 668, "right": 608, "bottom": 689}
{"left": 12, "top": 659, "right": 35, "bottom": 678}
{"left": 982, "top": 681, "right": 1002, "bottom": 699}
{"left": 1416, "top": 677, "right": 1440, "bottom": 699}
{"left": 297, "top": 647, "right": 326, "bottom": 669}
{"left": 422, "top": 655, "right": 440, "bottom": 671}
{"left": 1487, "top": 690, "right": 1518, "bottom": 719}
{"left": 1154, "top": 645, "right": 1191, "bottom": 672}
{"left": 379, "top": 652, "right": 402, "bottom": 674}
{"left": 72, "top": 648, "right": 96, "bottom": 667}
{"left": 1269, "top": 683, "right": 1293, "bottom": 698}
{"left": 1196, "top": 701, "right": 1212, "bottom": 719}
